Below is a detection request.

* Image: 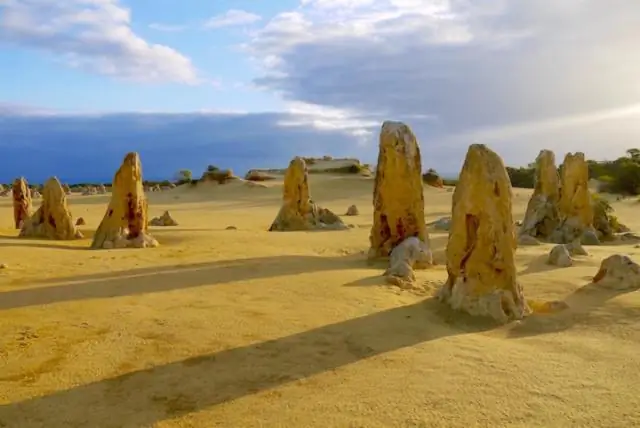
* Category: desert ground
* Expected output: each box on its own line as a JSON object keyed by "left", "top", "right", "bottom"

{"left": 1, "top": 173, "right": 639, "bottom": 428}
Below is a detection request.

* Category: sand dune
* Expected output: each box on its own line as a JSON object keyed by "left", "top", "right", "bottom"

{"left": 1, "top": 175, "right": 639, "bottom": 427}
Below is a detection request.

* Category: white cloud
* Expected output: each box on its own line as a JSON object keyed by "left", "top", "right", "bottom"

{"left": 205, "top": 9, "right": 262, "bottom": 29}
{"left": 148, "top": 23, "right": 185, "bottom": 32}
{"left": 0, "top": 0, "right": 199, "bottom": 83}
{"left": 246, "top": 0, "right": 640, "bottom": 168}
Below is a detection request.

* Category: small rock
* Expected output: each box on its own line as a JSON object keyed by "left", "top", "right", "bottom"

{"left": 581, "top": 229, "right": 601, "bottom": 246}
{"left": 548, "top": 244, "right": 573, "bottom": 267}
{"left": 345, "top": 205, "right": 359, "bottom": 216}
{"left": 0, "top": 263, "right": 7, "bottom": 269}
{"left": 226, "top": 226, "right": 237, "bottom": 230}
{"left": 75, "top": 217, "right": 86, "bottom": 226}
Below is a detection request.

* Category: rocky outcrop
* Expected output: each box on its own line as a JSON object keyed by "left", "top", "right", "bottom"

{"left": 592, "top": 254, "right": 640, "bottom": 290}
{"left": 268, "top": 157, "right": 347, "bottom": 231}
{"left": 551, "top": 152, "right": 595, "bottom": 244}
{"left": 150, "top": 211, "right": 178, "bottom": 226}
{"left": 437, "top": 144, "right": 530, "bottom": 323}
{"left": 12, "top": 177, "right": 32, "bottom": 229}
{"left": 519, "top": 150, "right": 560, "bottom": 240}
{"left": 201, "top": 169, "right": 235, "bottom": 184}
{"left": 19, "top": 177, "right": 83, "bottom": 240}
{"left": 245, "top": 170, "right": 277, "bottom": 182}
{"left": 90, "top": 152, "right": 159, "bottom": 249}
{"left": 368, "top": 121, "right": 429, "bottom": 261}
{"left": 422, "top": 168, "right": 444, "bottom": 188}
{"left": 62, "top": 183, "right": 72, "bottom": 195}
{"left": 97, "top": 184, "right": 107, "bottom": 194}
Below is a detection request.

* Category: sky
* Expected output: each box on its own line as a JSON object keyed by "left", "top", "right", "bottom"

{"left": 1, "top": 0, "right": 640, "bottom": 183}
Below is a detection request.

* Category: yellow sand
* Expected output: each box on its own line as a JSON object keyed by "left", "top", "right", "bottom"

{"left": 1, "top": 175, "right": 639, "bottom": 427}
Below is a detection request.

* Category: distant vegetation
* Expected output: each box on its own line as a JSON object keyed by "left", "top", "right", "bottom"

{"left": 10, "top": 149, "right": 640, "bottom": 194}
{"left": 426, "top": 149, "right": 640, "bottom": 195}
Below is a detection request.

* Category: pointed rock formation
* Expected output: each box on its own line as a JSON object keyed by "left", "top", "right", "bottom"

{"left": 519, "top": 150, "right": 560, "bottom": 240}
{"left": 592, "top": 254, "right": 640, "bottom": 290}
{"left": 437, "top": 144, "right": 530, "bottom": 323}
{"left": 19, "top": 177, "right": 83, "bottom": 240}
{"left": 268, "top": 157, "right": 347, "bottom": 231}
{"left": 90, "top": 152, "right": 159, "bottom": 249}
{"left": 551, "top": 152, "right": 595, "bottom": 244}
{"left": 12, "top": 177, "right": 32, "bottom": 229}
{"left": 368, "top": 121, "right": 429, "bottom": 261}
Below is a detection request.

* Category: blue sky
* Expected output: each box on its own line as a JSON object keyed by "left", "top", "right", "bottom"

{"left": 2, "top": 0, "right": 640, "bottom": 183}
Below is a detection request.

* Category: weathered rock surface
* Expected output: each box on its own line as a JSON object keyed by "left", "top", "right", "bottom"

{"left": 384, "top": 237, "right": 433, "bottom": 288}
{"left": 345, "top": 205, "right": 359, "bottom": 216}
{"left": 519, "top": 150, "right": 560, "bottom": 240}
{"left": 592, "top": 254, "right": 640, "bottom": 290}
{"left": 548, "top": 245, "right": 572, "bottom": 267}
{"left": 91, "top": 152, "right": 159, "bottom": 249}
{"left": 150, "top": 210, "right": 178, "bottom": 226}
{"left": 19, "top": 177, "right": 83, "bottom": 240}
{"left": 551, "top": 152, "right": 595, "bottom": 243}
{"left": 437, "top": 144, "right": 530, "bottom": 323}
{"left": 268, "top": 157, "right": 347, "bottom": 231}
{"left": 12, "top": 177, "right": 32, "bottom": 229}
{"left": 368, "top": 121, "right": 429, "bottom": 261}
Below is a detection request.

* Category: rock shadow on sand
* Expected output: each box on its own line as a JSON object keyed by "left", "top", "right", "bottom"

{"left": 508, "top": 280, "right": 640, "bottom": 338}
{"left": 0, "top": 299, "right": 493, "bottom": 428}
{"left": 0, "top": 254, "right": 370, "bottom": 311}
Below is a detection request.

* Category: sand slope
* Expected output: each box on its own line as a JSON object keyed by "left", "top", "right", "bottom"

{"left": 1, "top": 175, "right": 639, "bottom": 427}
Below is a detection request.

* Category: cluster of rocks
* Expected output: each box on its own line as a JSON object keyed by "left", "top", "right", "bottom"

{"left": 149, "top": 211, "right": 178, "bottom": 226}
{"left": 518, "top": 150, "right": 627, "bottom": 246}
{"left": 80, "top": 185, "right": 108, "bottom": 195}
{"left": 144, "top": 183, "right": 176, "bottom": 192}
{"left": 3, "top": 120, "right": 639, "bottom": 327}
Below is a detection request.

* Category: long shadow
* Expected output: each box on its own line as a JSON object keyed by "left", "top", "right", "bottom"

{"left": 0, "top": 299, "right": 494, "bottom": 427}
{"left": 0, "top": 255, "right": 365, "bottom": 311}
{"left": 508, "top": 281, "right": 640, "bottom": 338}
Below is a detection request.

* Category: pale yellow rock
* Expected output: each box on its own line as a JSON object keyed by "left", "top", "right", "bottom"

{"left": 19, "top": 177, "right": 83, "bottom": 240}
{"left": 268, "top": 157, "right": 346, "bottom": 231}
{"left": 592, "top": 254, "right": 640, "bottom": 290}
{"left": 91, "top": 152, "right": 158, "bottom": 249}
{"left": 368, "top": 121, "right": 429, "bottom": 260}
{"left": 437, "top": 144, "right": 529, "bottom": 322}
{"left": 519, "top": 150, "right": 560, "bottom": 239}
{"left": 553, "top": 152, "right": 594, "bottom": 243}
{"left": 12, "top": 177, "right": 32, "bottom": 229}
